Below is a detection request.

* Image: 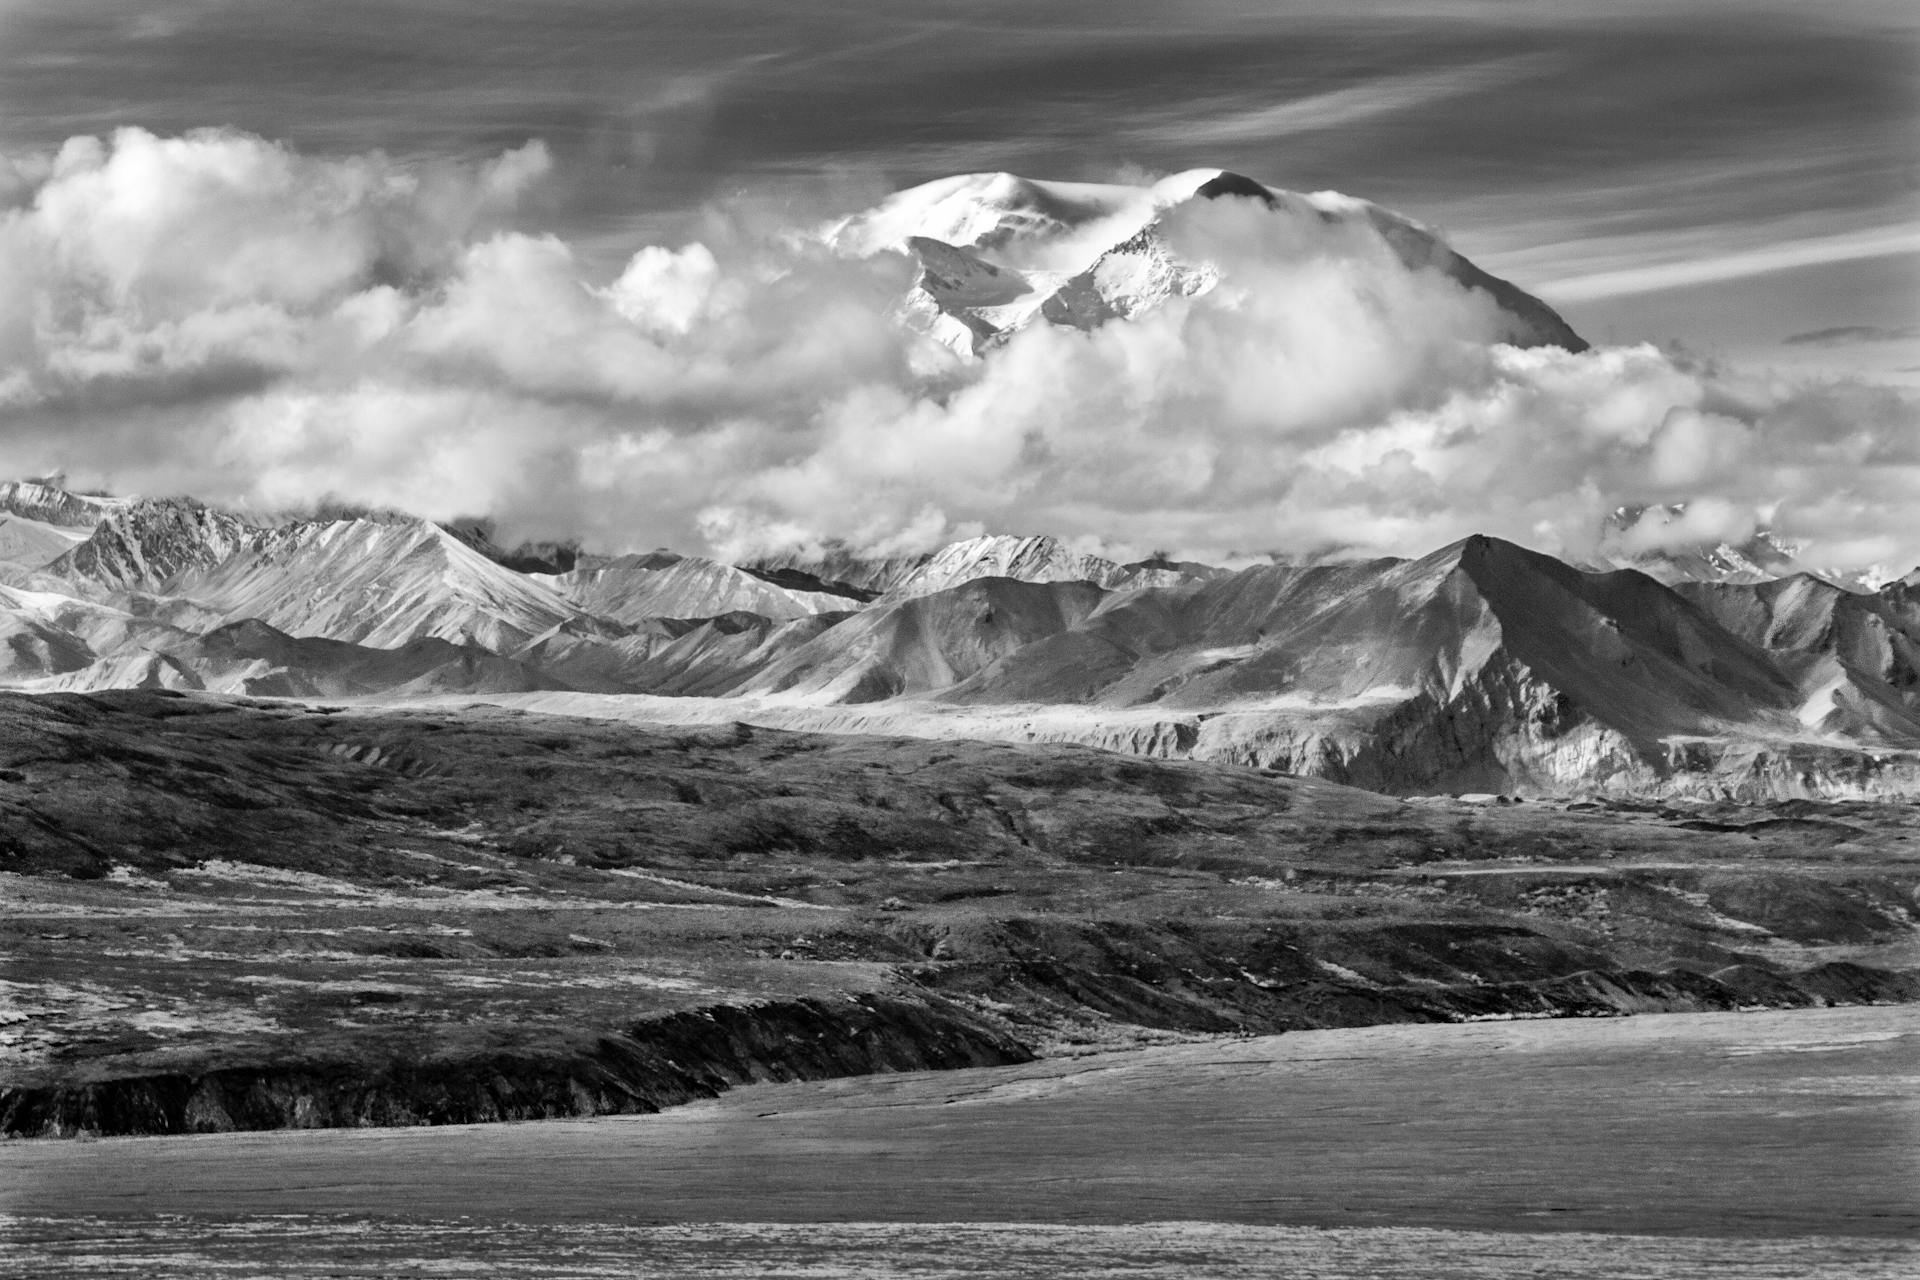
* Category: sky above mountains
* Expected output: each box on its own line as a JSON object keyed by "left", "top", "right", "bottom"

{"left": 4, "top": 0, "right": 1912, "bottom": 376}
{"left": 0, "top": 0, "right": 1914, "bottom": 568}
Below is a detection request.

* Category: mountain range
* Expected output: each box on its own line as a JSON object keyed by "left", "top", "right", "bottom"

{"left": 4, "top": 170, "right": 1908, "bottom": 798}
{"left": 7, "top": 473, "right": 1920, "bottom": 799}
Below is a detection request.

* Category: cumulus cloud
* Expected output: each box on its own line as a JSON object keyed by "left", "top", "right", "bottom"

{"left": 0, "top": 126, "right": 551, "bottom": 404}
{"left": 1607, "top": 500, "right": 1761, "bottom": 556}
{"left": 0, "top": 127, "right": 1916, "bottom": 574}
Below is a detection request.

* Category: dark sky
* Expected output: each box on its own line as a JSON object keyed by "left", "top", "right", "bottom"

{"left": 3, "top": 0, "right": 1915, "bottom": 376}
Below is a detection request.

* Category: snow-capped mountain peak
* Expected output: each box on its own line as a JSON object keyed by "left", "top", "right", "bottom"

{"left": 832, "top": 171, "right": 1198, "bottom": 266}
{"left": 837, "top": 168, "right": 1585, "bottom": 357}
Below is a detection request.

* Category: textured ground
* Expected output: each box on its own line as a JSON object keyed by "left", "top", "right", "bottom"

{"left": 4, "top": 689, "right": 1920, "bottom": 1136}
{"left": 4, "top": 1008, "right": 1916, "bottom": 1276}
{"left": 4, "top": 1221, "right": 1912, "bottom": 1279}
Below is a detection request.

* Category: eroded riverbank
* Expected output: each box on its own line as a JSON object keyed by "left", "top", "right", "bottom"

{"left": 6, "top": 1007, "right": 1916, "bottom": 1249}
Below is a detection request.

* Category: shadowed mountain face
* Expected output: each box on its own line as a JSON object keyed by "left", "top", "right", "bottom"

{"left": 8, "top": 479, "right": 1920, "bottom": 797}
{"left": 903, "top": 535, "right": 1879, "bottom": 795}
{"left": 742, "top": 577, "right": 1110, "bottom": 704}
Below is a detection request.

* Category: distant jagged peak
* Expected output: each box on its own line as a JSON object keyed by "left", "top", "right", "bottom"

{"left": 567, "top": 548, "right": 687, "bottom": 576}
{"left": 49, "top": 494, "right": 262, "bottom": 593}
{"left": 879, "top": 533, "right": 1217, "bottom": 600}
{"left": 1589, "top": 504, "right": 1885, "bottom": 591}
{"left": 735, "top": 561, "right": 877, "bottom": 604}
{"left": 549, "top": 549, "right": 852, "bottom": 625}
{"left": 741, "top": 544, "right": 932, "bottom": 597}
{"left": 743, "top": 533, "right": 1224, "bottom": 603}
{"left": 440, "top": 517, "right": 580, "bottom": 575}
{"left": 1122, "top": 552, "right": 1234, "bottom": 584}
{"left": 0, "top": 478, "right": 127, "bottom": 529}
{"left": 880, "top": 533, "right": 1118, "bottom": 599}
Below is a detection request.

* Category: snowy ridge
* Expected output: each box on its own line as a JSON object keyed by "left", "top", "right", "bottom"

{"left": 51, "top": 499, "right": 260, "bottom": 592}
{"left": 544, "top": 552, "right": 853, "bottom": 625}
{"left": 829, "top": 172, "right": 1200, "bottom": 265}
{"left": 167, "top": 518, "right": 591, "bottom": 652}
{"left": 878, "top": 535, "right": 1209, "bottom": 600}
{"left": 9, "top": 474, "right": 1920, "bottom": 795}
{"left": 0, "top": 480, "right": 125, "bottom": 529}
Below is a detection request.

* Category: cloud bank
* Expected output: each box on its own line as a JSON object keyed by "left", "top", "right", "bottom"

{"left": 1, "top": 128, "right": 1916, "bottom": 574}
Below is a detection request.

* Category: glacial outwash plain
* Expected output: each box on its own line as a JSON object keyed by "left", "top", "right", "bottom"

{"left": 2, "top": 168, "right": 1918, "bottom": 1275}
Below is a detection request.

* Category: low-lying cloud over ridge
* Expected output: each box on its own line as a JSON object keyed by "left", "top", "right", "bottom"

{"left": 1, "top": 128, "right": 1916, "bottom": 574}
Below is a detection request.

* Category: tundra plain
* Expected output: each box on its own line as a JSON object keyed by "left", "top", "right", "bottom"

{"left": 5, "top": 689, "right": 1918, "bottom": 1138}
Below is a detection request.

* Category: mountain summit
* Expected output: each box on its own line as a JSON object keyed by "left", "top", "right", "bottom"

{"left": 833, "top": 168, "right": 1586, "bottom": 356}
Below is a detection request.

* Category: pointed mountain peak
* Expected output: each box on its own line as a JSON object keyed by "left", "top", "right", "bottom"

{"left": 1192, "top": 171, "right": 1279, "bottom": 207}
{"left": 50, "top": 496, "right": 260, "bottom": 592}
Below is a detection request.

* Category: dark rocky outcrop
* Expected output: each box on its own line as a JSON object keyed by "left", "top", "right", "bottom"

{"left": 904, "top": 915, "right": 1920, "bottom": 1037}
{"left": 0, "top": 994, "right": 1029, "bottom": 1139}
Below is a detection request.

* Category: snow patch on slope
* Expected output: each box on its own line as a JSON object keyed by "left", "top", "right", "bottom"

{"left": 0, "top": 515, "right": 88, "bottom": 570}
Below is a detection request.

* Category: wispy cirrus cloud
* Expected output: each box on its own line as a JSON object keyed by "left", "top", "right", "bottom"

{"left": 1539, "top": 224, "right": 1920, "bottom": 303}
{"left": 1120, "top": 54, "right": 1561, "bottom": 149}
{"left": 1784, "top": 324, "right": 1920, "bottom": 347}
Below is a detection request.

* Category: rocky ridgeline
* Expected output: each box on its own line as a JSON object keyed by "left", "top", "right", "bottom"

{"left": 563, "top": 692, "right": 1920, "bottom": 803}
{"left": 0, "top": 480, "right": 122, "bottom": 529}
{"left": 12, "top": 475, "right": 1920, "bottom": 797}
{"left": 50, "top": 497, "right": 259, "bottom": 592}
